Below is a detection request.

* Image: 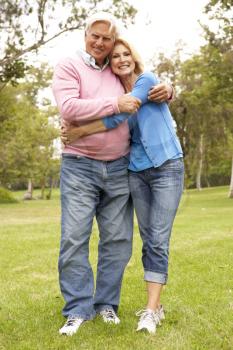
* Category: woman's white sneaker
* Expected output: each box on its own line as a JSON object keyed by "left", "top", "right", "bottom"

{"left": 59, "top": 316, "right": 84, "bottom": 336}
{"left": 136, "top": 309, "right": 161, "bottom": 334}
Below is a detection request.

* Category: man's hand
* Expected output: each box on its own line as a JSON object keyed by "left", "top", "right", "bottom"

{"left": 148, "top": 83, "right": 174, "bottom": 103}
{"left": 61, "top": 123, "right": 83, "bottom": 144}
{"left": 118, "top": 95, "right": 141, "bottom": 114}
{"left": 61, "top": 119, "right": 107, "bottom": 144}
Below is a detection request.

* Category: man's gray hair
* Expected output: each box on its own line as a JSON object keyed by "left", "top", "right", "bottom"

{"left": 85, "top": 12, "right": 121, "bottom": 39}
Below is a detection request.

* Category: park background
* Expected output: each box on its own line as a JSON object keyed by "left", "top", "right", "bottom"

{"left": 0, "top": 0, "right": 233, "bottom": 349}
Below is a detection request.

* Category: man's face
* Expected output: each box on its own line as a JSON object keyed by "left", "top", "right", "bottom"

{"left": 85, "top": 21, "right": 115, "bottom": 66}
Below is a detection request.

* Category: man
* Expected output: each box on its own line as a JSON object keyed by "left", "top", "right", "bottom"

{"left": 52, "top": 12, "right": 173, "bottom": 336}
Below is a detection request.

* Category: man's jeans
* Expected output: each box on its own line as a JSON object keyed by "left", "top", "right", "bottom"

{"left": 59, "top": 154, "right": 133, "bottom": 319}
{"left": 129, "top": 158, "right": 184, "bottom": 284}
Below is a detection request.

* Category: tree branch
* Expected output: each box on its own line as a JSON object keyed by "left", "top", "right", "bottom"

{"left": 38, "top": 0, "right": 47, "bottom": 40}
{"left": 0, "top": 25, "right": 82, "bottom": 65}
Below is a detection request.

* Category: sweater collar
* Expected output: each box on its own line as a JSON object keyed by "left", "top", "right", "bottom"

{"left": 77, "top": 49, "right": 109, "bottom": 71}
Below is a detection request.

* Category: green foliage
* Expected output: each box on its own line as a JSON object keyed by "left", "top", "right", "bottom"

{"left": 0, "top": 60, "right": 29, "bottom": 87}
{"left": 0, "top": 0, "right": 137, "bottom": 86}
{"left": 0, "top": 64, "right": 59, "bottom": 189}
{"left": 205, "top": 0, "right": 233, "bottom": 16}
{"left": 0, "top": 187, "right": 18, "bottom": 203}
{"left": 151, "top": 0, "right": 233, "bottom": 189}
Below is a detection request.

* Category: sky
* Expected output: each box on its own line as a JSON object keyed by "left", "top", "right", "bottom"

{"left": 39, "top": 0, "right": 209, "bottom": 68}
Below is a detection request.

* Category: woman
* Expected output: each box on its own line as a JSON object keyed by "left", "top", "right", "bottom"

{"left": 61, "top": 38, "right": 184, "bottom": 334}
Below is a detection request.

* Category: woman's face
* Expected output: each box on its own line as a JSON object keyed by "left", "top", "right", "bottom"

{"left": 110, "top": 44, "right": 136, "bottom": 77}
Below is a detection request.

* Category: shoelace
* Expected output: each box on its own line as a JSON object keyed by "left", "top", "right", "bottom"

{"left": 66, "top": 317, "right": 82, "bottom": 327}
{"left": 102, "top": 308, "right": 116, "bottom": 319}
{"left": 136, "top": 309, "right": 161, "bottom": 325}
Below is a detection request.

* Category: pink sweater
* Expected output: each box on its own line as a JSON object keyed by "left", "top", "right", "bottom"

{"left": 52, "top": 55, "right": 130, "bottom": 160}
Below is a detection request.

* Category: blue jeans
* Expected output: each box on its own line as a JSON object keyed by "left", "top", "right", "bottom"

{"left": 129, "top": 158, "right": 184, "bottom": 284}
{"left": 59, "top": 154, "right": 133, "bottom": 319}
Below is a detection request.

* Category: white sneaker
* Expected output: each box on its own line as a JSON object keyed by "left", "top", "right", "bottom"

{"left": 59, "top": 316, "right": 84, "bottom": 336}
{"left": 136, "top": 309, "right": 161, "bottom": 334}
{"left": 99, "top": 308, "right": 120, "bottom": 324}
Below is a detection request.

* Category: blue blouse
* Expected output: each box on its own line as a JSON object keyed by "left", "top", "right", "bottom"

{"left": 103, "top": 72, "right": 183, "bottom": 171}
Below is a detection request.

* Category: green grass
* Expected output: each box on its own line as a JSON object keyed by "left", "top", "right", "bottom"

{"left": 0, "top": 186, "right": 233, "bottom": 350}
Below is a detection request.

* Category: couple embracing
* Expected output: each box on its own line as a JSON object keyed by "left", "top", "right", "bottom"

{"left": 52, "top": 12, "right": 184, "bottom": 336}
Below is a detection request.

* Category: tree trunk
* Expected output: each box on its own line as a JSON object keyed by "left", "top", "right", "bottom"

{"left": 23, "top": 178, "right": 33, "bottom": 200}
{"left": 40, "top": 178, "right": 46, "bottom": 199}
{"left": 229, "top": 155, "right": 233, "bottom": 198}
{"left": 196, "top": 134, "right": 204, "bottom": 191}
{"left": 46, "top": 176, "right": 53, "bottom": 200}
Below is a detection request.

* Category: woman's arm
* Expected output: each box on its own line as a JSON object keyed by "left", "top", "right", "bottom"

{"left": 102, "top": 72, "right": 158, "bottom": 129}
{"left": 61, "top": 73, "right": 158, "bottom": 143}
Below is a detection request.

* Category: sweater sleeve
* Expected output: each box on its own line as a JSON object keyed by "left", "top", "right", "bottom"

{"left": 52, "top": 58, "right": 120, "bottom": 123}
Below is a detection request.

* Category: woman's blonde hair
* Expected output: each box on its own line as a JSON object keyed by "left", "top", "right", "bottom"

{"left": 110, "top": 38, "right": 144, "bottom": 75}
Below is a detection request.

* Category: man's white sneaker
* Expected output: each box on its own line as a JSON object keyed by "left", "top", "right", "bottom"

{"left": 136, "top": 309, "right": 161, "bottom": 334}
{"left": 59, "top": 316, "right": 84, "bottom": 336}
{"left": 99, "top": 308, "right": 120, "bottom": 324}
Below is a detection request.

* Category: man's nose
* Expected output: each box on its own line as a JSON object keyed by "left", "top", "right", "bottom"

{"left": 96, "top": 37, "right": 104, "bottom": 46}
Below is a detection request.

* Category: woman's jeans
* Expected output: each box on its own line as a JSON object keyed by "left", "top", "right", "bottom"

{"left": 129, "top": 158, "right": 184, "bottom": 284}
{"left": 59, "top": 154, "right": 133, "bottom": 319}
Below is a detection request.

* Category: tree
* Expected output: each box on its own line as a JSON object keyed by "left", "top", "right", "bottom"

{"left": 150, "top": 37, "right": 232, "bottom": 190}
{"left": 149, "top": 1, "right": 233, "bottom": 190}
{"left": 229, "top": 155, "right": 233, "bottom": 197}
{"left": 203, "top": 0, "right": 233, "bottom": 196}
{"left": 150, "top": 48, "right": 211, "bottom": 189}
{"left": 0, "top": 0, "right": 137, "bottom": 87}
{"left": 0, "top": 65, "right": 59, "bottom": 195}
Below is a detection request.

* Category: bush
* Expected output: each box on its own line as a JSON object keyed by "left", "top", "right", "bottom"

{"left": 0, "top": 187, "right": 18, "bottom": 204}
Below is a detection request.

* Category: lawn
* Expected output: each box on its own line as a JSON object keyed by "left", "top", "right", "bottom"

{"left": 0, "top": 186, "right": 233, "bottom": 350}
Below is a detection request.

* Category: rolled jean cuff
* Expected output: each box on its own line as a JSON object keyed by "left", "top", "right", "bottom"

{"left": 144, "top": 270, "right": 167, "bottom": 284}
{"left": 63, "top": 311, "right": 96, "bottom": 321}
{"left": 95, "top": 304, "right": 115, "bottom": 314}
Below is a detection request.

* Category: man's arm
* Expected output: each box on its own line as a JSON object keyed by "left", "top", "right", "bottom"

{"left": 102, "top": 73, "right": 172, "bottom": 129}
{"left": 148, "top": 83, "right": 174, "bottom": 103}
{"left": 61, "top": 120, "right": 107, "bottom": 145}
{"left": 61, "top": 73, "right": 172, "bottom": 143}
{"left": 52, "top": 58, "right": 140, "bottom": 123}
